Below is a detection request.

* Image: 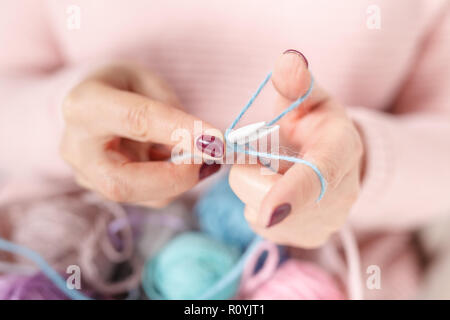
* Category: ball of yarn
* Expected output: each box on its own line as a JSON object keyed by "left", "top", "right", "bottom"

{"left": 244, "top": 260, "right": 345, "bottom": 300}
{"left": 135, "top": 201, "right": 193, "bottom": 260}
{"left": 0, "top": 273, "right": 68, "bottom": 300}
{"left": 142, "top": 232, "right": 240, "bottom": 300}
{"left": 3, "top": 192, "right": 140, "bottom": 295}
{"left": 195, "top": 176, "right": 254, "bottom": 251}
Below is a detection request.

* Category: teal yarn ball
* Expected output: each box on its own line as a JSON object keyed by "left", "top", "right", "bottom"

{"left": 142, "top": 232, "right": 241, "bottom": 300}
{"left": 195, "top": 176, "right": 255, "bottom": 251}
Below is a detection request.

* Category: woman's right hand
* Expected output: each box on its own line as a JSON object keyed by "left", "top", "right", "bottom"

{"left": 60, "top": 63, "right": 224, "bottom": 207}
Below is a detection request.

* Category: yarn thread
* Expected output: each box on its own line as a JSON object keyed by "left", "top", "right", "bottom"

{"left": 225, "top": 72, "right": 327, "bottom": 202}
{"left": 0, "top": 237, "right": 90, "bottom": 300}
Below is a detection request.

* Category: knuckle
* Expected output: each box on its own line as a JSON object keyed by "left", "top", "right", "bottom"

{"left": 125, "top": 103, "right": 150, "bottom": 139}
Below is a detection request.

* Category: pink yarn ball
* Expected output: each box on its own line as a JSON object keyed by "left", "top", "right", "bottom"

{"left": 239, "top": 240, "right": 345, "bottom": 300}
{"left": 245, "top": 260, "right": 345, "bottom": 300}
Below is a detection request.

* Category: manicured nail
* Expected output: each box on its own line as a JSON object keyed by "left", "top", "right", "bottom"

{"left": 199, "top": 163, "right": 221, "bottom": 180}
{"left": 196, "top": 135, "right": 224, "bottom": 158}
{"left": 283, "top": 49, "right": 309, "bottom": 68}
{"left": 267, "top": 203, "right": 291, "bottom": 228}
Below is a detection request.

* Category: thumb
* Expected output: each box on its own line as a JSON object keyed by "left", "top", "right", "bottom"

{"left": 272, "top": 50, "right": 329, "bottom": 118}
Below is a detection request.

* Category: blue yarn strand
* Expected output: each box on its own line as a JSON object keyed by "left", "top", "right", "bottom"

{"left": 241, "top": 148, "right": 326, "bottom": 201}
{"left": 0, "top": 237, "right": 91, "bottom": 300}
{"left": 227, "top": 72, "right": 272, "bottom": 132}
{"left": 267, "top": 76, "right": 315, "bottom": 126}
{"left": 225, "top": 73, "right": 326, "bottom": 202}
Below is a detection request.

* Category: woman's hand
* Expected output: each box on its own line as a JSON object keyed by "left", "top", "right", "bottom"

{"left": 60, "top": 63, "right": 224, "bottom": 207}
{"left": 229, "top": 50, "right": 364, "bottom": 248}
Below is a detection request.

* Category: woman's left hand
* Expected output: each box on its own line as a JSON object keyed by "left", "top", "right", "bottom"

{"left": 229, "top": 50, "right": 364, "bottom": 248}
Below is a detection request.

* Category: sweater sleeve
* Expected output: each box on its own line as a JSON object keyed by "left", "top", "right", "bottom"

{"left": 348, "top": 4, "right": 450, "bottom": 231}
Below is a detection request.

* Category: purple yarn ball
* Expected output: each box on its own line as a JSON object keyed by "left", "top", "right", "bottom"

{"left": 0, "top": 273, "right": 68, "bottom": 300}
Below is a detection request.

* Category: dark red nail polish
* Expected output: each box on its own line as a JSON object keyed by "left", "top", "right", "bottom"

{"left": 267, "top": 203, "right": 291, "bottom": 228}
{"left": 196, "top": 135, "right": 224, "bottom": 158}
{"left": 199, "top": 163, "right": 221, "bottom": 180}
{"left": 283, "top": 49, "right": 309, "bottom": 68}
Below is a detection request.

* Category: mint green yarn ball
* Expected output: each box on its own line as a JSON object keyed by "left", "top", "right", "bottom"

{"left": 142, "top": 232, "right": 240, "bottom": 300}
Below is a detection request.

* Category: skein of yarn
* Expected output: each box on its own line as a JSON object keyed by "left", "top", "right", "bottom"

{"left": 238, "top": 240, "right": 281, "bottom": 296}
{"left": 0, "top": 273, "right": 68, "bottom": 300}
{"left": 238, "top": 239, "right": 345, "bottom": 300}
{"left": 142, "top": 232, "right": 240, "bottom": 300}
{"left": 195, "top": 175, "right": 255, "bottom": 251}
{"left": 242, "top": 259, "right": 345, "bottom": 300}
{"left": 3, "top": 192, "right": 140, "bottom": 295}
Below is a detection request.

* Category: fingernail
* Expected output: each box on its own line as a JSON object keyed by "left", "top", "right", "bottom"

{"left": 199, "top": 163, "right": 221, "bottom": 180}
{"left": 283, "top": 49, "right": 309, "bottom": 68}
{"left": 267, "top": 203, "right": 291, "bottom": 228}
{"left": 196, "top": 135, "right": 224, "bottom": 158}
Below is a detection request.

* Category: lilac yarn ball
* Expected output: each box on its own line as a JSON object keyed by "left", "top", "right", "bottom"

{"left": 0, "top": 273, "right": 68, "bottom": 300}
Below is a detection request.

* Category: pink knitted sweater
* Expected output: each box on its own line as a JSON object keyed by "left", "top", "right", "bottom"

{"left": 0, "top": 0, "right": 449, "bottom": 234}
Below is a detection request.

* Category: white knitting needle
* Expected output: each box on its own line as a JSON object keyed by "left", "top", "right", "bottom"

{"left": 226, "top": 121, "right": 279, "bottom": 145}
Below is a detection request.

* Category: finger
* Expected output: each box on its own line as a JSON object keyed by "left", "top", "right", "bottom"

{"left": 243, "top": 206, "right": 292, "bottom": 244}
{"left": 89, "top": 157, "right": 221, "bottom": 203}
{"left": 65, "top": 82, "right": 224, "bottom": 159}
{"left": 85, "top": 146, "right": 222, "bottom": 202}
{"left": 245, "top": 205, "right": 333, "bottom": 247}
{"left": 229, "top": 164, "right": 280, "bottom": 210}
{"left": 126, "top": 65, "right": 183, "bottom": 109}
{"left": 258, "top": 118, "right": 363, "bottom": 228}
{"left": 243, "top": 206, "right": 259, "bottom": 225}
{"left": 89, "top": 63, "right": 182, "bottom": 108}
{"left": 272, "top": 50, "right": 329, "bottom": 123}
